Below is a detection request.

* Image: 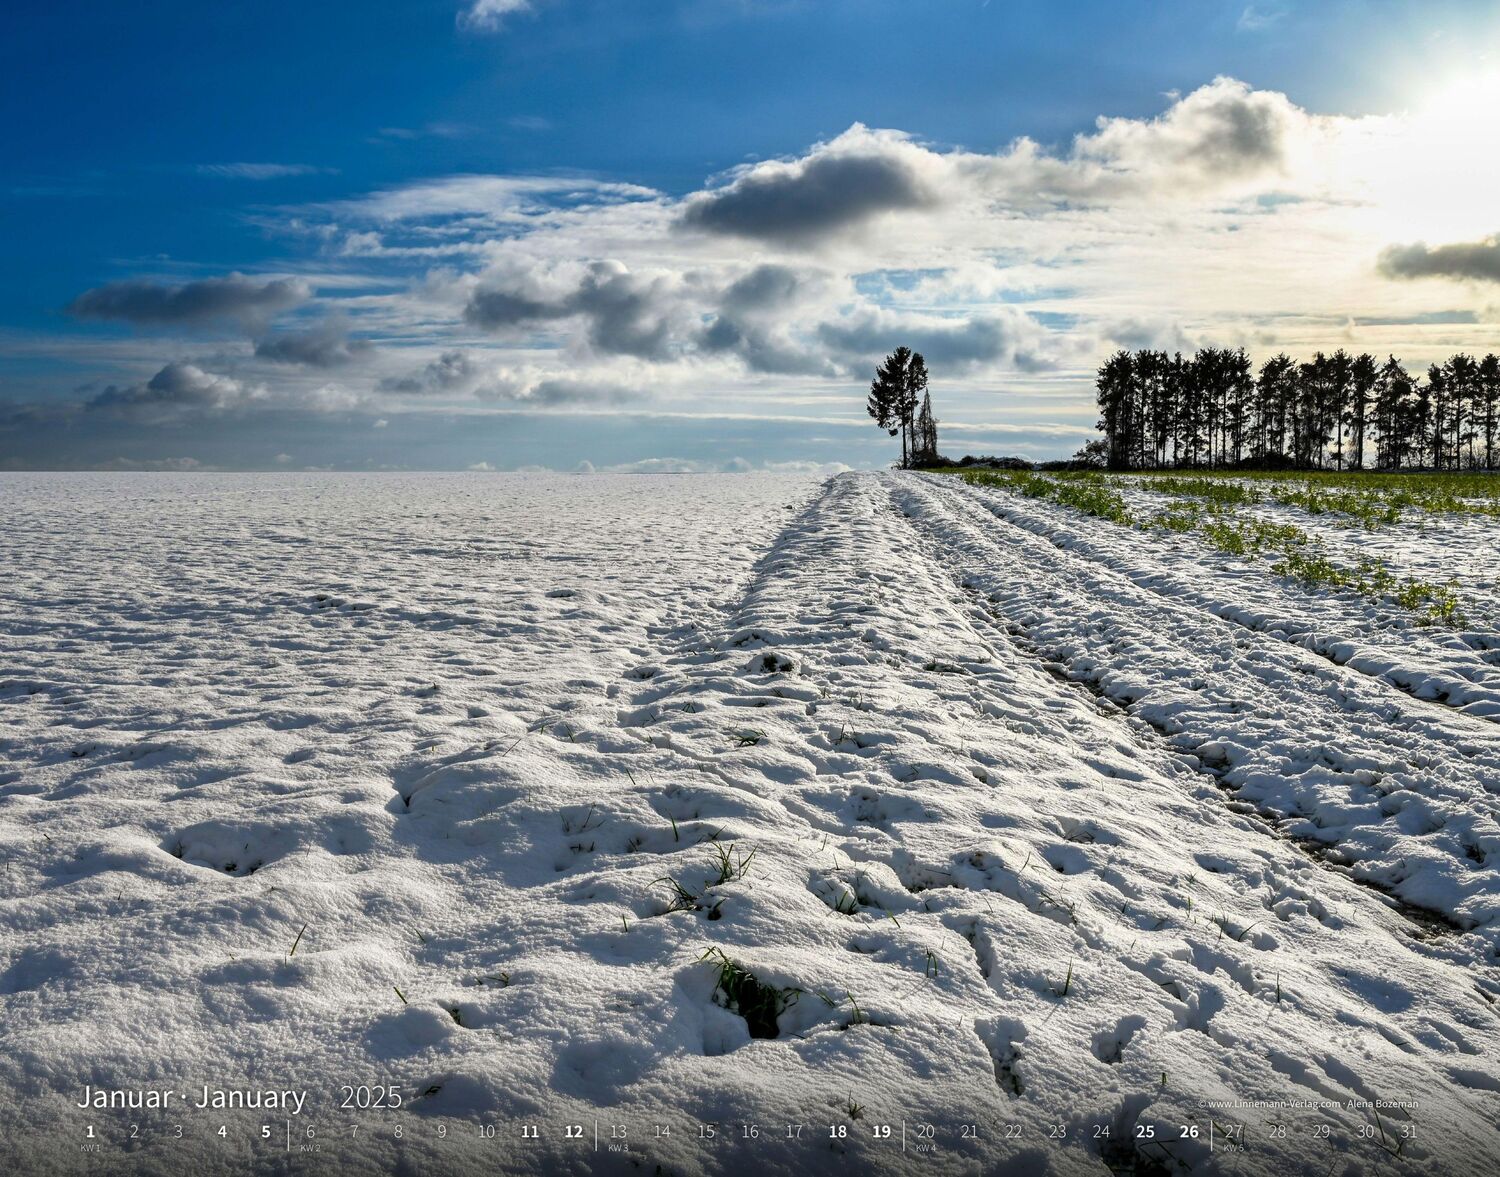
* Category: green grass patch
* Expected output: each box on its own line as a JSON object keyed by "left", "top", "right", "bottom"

{"left": 1200, "top": 517, "right": 1309, "bottom": 558}
{"left": 1125, "top": 469, "right": 1500, "bottom": 524}
{"left": 1140, "top": 474, "right": 1263, "bottom": 507}
{"left": 962, "top": 469, "right": 1132, "bottom": 524}
{"left": 1272, "top": 549, "right": 1464, "bottom": 627}
{"left": 700, "top": 948, "right": 798, "bottom": 1039}
{"left": 1148, "top": 499, "right": 1205, "bottom": 533}
{"left": 942, "top": 467, "right": 1468, "bottom": 626}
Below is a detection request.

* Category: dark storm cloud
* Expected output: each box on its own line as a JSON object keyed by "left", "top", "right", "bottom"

{"left": 87, "top": 362, "right": 250, "bottom": 413}
{"left": 255, "top": 321, "right": 373, "bottom": 368}
{"left": 464, "top": 262, "right": 678, "bottom": 360}
{"left": 379, "top": 350, "right": 483, "bottom": 395}
{"left": 817, "top": 310, "right": 1053, "bottom": 372}
{"left": 462, "top": 289, "right": 572, "bottom": 329}
{"left": 719, "top": 264, "right": 817, "bottom": 312}
{"left": 67, "top": 273, "right": 310, "bottom": 327}
{"left": 698, "top": 317, "right": 831, "bottom": 376}
{"left": 522, "top": 378, "right": 644, "bottom": 406}
{"left": 1377, "top": 237, "right": 1500, "bottom": 284}
{"left": 678, "top": 145, "right": 939, "bottom": 244}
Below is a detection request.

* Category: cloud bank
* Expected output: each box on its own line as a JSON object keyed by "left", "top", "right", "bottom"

{"left": 19, "top": 76, "right": 1500, "bottom": 470}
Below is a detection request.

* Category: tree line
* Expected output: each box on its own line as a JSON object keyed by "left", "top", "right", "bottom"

{"left": 1096, "top": 347, "right": 1500, "bottom": 471}
{"left": 867, "top": 346, "right": 941, "bottom": 467}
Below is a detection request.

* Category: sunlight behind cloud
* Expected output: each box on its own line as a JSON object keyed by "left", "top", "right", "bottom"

{"left": 1362, "top": 71, "right": 1500, "bottom": 244}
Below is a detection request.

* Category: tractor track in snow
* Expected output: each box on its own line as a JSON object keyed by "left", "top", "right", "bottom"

{"left": 945, "top": 473, "right": 1500, "bottom": 723}
{"left": 888, "top": 473, "right": 1500, "bottom": 944}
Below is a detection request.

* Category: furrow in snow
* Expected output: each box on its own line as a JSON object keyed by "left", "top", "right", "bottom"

{"left": 964, "top": 476, "right": 1500, "bottom": 720}
{"left": 891, "top": 473, "right": 1500, "bottom": 942}
{"left": 610, "top": 472, "right": 1500, "bottom": 1176}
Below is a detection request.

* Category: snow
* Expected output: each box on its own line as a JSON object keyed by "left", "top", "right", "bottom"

{"left": 1, "top": 470, "right": 1497, "bottom": 1176}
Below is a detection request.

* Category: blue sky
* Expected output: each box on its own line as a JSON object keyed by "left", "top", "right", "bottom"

{"left": 4, "top": 0, "right": 1500, "bottom": 471}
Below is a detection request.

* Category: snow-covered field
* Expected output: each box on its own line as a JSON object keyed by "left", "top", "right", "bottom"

{"left": 1, "top": 471, "right": 1497, "bottom": 1177}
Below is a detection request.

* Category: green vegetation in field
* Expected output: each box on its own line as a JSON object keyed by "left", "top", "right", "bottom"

{"left": 1140, "top": 475, "right": 1263, "bottom": 508}
{"left": 961, "top": 469, "right": 1132, "bottom": 525}
{"left": 1148, "top": 499, "right": 1205, "bottom": 533}
{"left": 1199, "top": 516, "right": 1308, "bottom": 558}
{"left": 699, "top": 947, "right": 799, "bottom": 1039}
{"left": 947, "top": 468, "right": 1467, "bottom": 627}
{"left": 1126, "top": 470, "right": 1500, "bottom": 528}
{"left": 1202, "top": 469, "right": 1500, "bottom": 501}
{"left": 1271, "top": 550, "right": 1463, "bottom": 627}
{"left": 1266, "top": 484, "right": 1403, "bottom": 527}
{"left": 1127, "top": 468, "right": 1500, "bottom": 525}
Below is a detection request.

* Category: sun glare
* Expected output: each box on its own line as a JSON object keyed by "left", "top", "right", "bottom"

{"left": 1367, "top": 70, "right": 1500, "bottom": 243}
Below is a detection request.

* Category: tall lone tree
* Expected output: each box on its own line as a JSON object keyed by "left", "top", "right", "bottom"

{"left": 867, "top": 346, "right": 931, "bottom": 467}
{"left": 866, "top": 349, "right": 903, "bottom": 454}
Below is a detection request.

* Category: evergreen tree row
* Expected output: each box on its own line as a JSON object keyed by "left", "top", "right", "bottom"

{"left": 1096, "top": 347, "right": 1500, "bottom": 471}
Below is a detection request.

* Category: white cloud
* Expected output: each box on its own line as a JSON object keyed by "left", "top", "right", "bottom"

{"left": 255, "top": 317, "right": 372, "bottom": 367}
{"left": 459, "top": 0, "right": 535, "bottom": 32}
{"left": 1237, "top": 2, "right": 1291, "bottom": 32}
{"left": 677, "top": 80, "right": 1324, "bottom": 248}
{"left": 594, "top": 457, "right": 725, "bottom": 474}
{"left": 759, "top": 458, "right": 853, "bottom": 475}
{"left": 372, "top": 123, "right": 471, "bottom": 142}
{"left": 324, "top": 174, "right": 658, "bottom": 224}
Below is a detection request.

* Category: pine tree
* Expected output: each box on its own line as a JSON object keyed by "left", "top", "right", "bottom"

{"left": 904, "top": 352, "right": 930, "bottom": 467}
{"left": 1478, "top": 354, "right": 1500, "bottom": 470}
{"left": 867, "top": 347, "right": 911, "bottom": 465}
{"left": 1167, "top": 351, "right": 1190, "bottom": 467}
{"left": 1256, "top": 354, "right": 1296, "bottom": 462}
{"left": 1090, "top": 344, "right": 1500, "bottom": 472}
{"left": 1096, "top": 351, "right": 1135, "bottom": 470}
{"left": 1412, "top": 373, "right": 1433, "bottom": 469}
{"left": 914, "top": 390, "right": 938, "bottom": 464}
{"left": 1446, "top": 354, "right": 1478, "bottom": 469}
{"left": 1180, "top": 350, "right": 1209, "bottom": 466}
{"left": 866, "top": 347, "right": 936, "bottom": 468}
{"left": 1294, "top": 354, "right": 1326, "bottom": 468}
{"left": 1427, "top": 364, "right": 1448, "bottom": 468}
{"left": 1327, "top": 349, "right": 1353, "bottom": 470}
{"left": 1142, "top": 350, "right": 1174, "bottom": 468}
{"left": 1348, "top": 353, "right": 1377, "bottom": 470}
{"left": 1372, "top": 355, "right": 1413, "bottom": 469}
{"left": 1226, "top": 347, "right": 1253, "bottom": 465}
